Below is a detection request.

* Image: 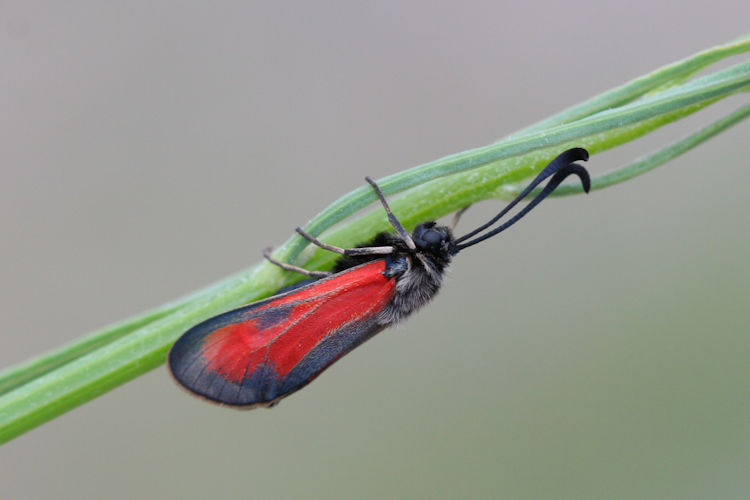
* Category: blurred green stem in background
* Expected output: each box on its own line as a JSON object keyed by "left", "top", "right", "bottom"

{"left": 1, "top": 35, "right": 749, "bottom": 444}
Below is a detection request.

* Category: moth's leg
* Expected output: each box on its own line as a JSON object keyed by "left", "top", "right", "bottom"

{"left": 295, "top": 227, "right": 395, "bottom": 256}
{"left": 263, "top": 248, "right": 332, "bottom": 278}
{"left": 450, "top": 206, "right": 471, "bottom": 231}
{"left": 364, "top": 177, "right": 416, "bottom": 251}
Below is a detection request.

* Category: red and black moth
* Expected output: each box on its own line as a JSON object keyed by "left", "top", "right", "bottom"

{"left": 168, "top": 148, "right": 591, "bottom": 408}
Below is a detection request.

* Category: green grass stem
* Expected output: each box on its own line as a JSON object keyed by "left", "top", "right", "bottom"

{"left": 1, "top": 35, "right": 748, "bottom": 444}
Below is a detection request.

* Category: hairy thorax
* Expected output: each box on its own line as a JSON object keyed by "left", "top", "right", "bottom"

{"left": 376, "top": 253, "right": 450, "bottom": 326}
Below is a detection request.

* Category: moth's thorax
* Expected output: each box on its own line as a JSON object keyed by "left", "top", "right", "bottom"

{"left": 377, "top": 248, "right": 451, "bottom": 326}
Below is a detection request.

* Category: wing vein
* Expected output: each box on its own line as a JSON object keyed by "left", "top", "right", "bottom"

{"left": 261, "top": 288, "right": 341, "bottom": 365}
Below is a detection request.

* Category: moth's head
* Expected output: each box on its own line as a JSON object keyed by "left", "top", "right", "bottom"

{"left": 412, "top": 222, "right": 454, "bottom": 256}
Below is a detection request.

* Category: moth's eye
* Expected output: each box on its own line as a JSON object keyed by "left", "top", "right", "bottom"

{"left": 423, "top": 230, "right": 442, "bottom": 245}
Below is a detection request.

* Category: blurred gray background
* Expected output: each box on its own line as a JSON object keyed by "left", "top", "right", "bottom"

{"left": 2, "top": 2, "right": 749, "bottom": 499}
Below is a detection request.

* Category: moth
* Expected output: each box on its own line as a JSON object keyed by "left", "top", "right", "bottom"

{"left": 169, "top": 148, "right": 591, "bottom": 408}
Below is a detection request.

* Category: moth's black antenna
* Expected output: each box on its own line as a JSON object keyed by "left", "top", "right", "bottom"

{"left": 452, "top": 148, "right": 590, "bottom": 253}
